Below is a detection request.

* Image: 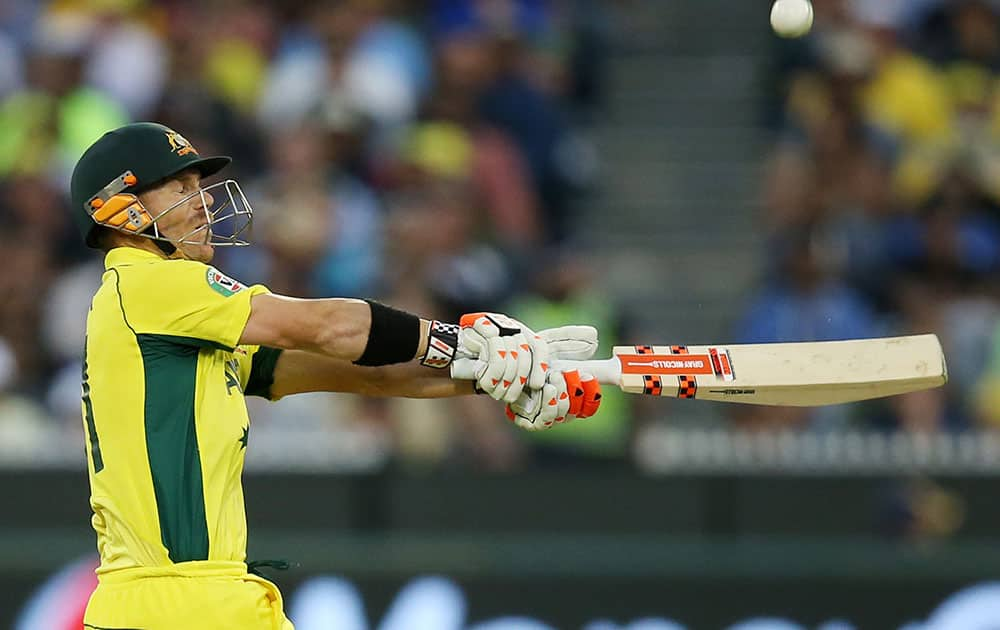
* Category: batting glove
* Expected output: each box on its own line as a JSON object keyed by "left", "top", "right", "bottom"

{"left": 455, "top": 312, "right": 550, "bottom": 403}
{"left": 505, "top": 326, "right": 603, "bottom": 431}
{"left": 505, "top": 368, "right": 603, "bottom": 430}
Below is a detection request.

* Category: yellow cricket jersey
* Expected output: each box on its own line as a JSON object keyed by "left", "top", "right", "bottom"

{"left": 81, "top": 247, "right": 281, "bottom": 574}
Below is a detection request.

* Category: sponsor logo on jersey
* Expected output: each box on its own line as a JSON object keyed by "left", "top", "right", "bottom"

{"left": 206, "top": 267, "right": 245, "bottom": 297}
{"left": 224, "top": 358, "right": 242, "bottom": 394}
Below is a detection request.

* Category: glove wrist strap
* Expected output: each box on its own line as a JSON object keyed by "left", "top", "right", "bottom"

{"left": 420, "top": 320, "right": 459, "bottom": 369}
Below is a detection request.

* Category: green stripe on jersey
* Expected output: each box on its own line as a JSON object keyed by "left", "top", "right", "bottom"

{"left": 138, "top": 334, "right": 209, "bottom": 563}
{"left": 82, "top": 344, "right": 104, "bottom": 473}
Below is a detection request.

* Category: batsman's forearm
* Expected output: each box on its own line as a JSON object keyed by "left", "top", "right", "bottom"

{"left": 269, "top": 349, "right": 475, "bottom": 399}
{"left": 245, "top": 295, "right": 432, "bottom": 364}
{"left": 361, "top": 361, "right": 475, "bottom": 398}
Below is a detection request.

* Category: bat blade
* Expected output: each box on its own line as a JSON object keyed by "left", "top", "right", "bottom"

{"left": 551, "top": 335, "right": 948, "bottom": 406}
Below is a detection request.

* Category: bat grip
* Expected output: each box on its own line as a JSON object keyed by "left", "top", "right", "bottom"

{"left": 451, "top": 357, "right": 622, "bottom": 385}
{"left": 553, "top": 357, "right": 622, "bottom": 385}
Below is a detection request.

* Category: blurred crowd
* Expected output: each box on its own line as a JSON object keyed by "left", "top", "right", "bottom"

{"left": 0, "top": 0, "right": 632, "bottom": 470}
{"left": 9, "top": 0, "right": 1000, "bottom": 473}
{"left": 748, "top": 0, "right": 1000, "bottom": 435}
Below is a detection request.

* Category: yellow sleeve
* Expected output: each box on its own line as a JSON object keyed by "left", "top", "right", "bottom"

{"left": 114, "top": 259, "right": 269, "bottom": 351}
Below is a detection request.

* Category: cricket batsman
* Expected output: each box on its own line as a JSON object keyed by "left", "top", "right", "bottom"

{"left": 71, "top": 122, "right": 603, "bottom": 629}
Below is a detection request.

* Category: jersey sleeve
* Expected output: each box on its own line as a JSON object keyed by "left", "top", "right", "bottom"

{"left": 114, "top": 260, "right": 270, "bottom": 351}
{"left": 232, "top": 344, "right": 284, "bottom": 400}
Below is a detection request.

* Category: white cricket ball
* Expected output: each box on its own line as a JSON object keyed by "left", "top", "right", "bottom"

{"left": 770, "top": 0, "right": 814, "bottom": 38}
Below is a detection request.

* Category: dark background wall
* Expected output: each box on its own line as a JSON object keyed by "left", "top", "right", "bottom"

{"left": 5, "top": 469, "right": 1000, "bottom": 628}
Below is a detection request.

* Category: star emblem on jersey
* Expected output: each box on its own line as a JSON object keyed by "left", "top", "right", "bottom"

{"left": 238, "top": 426, "right": 249, "bottom": 450}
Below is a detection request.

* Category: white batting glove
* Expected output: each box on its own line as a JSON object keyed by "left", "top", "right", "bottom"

{"left": 451, "top": 324, "right": 601, "bottom": 429}
{"left": 455, "top": 312, "right": 550, "bottom": 403}
{"left": 505, "top": 326, "right": 603, "bottom": 431}
{"left": 532, "top": 325, "right": 599, "bottom": 361}
{"left": 506, "top": 368, "right": 604, "bottom": 431}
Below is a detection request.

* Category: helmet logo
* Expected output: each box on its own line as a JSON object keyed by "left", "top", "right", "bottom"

{"left": 165, "top": 130, "right": 198, "bottom": 157}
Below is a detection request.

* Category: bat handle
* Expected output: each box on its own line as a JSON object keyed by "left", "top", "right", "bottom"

{"left": 551, "top": 357, "right": 622, "bottom": 386}
{"left": 451, "top": 357, "right": 622, "bottom": 386}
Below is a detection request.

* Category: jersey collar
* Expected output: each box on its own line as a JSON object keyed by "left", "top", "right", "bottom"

{"left": 104, "top": 246, "right": 167, "bottom": 269}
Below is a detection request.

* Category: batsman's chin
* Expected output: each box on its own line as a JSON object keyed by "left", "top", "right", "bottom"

{"left": 182, "top": 242, "right": 215, "bottom": 263}
{"left": 200, "top": 243, "right": 216, "bottom": 262}
{"left": 191, "top": 227, "right": 216, "bottom": 259}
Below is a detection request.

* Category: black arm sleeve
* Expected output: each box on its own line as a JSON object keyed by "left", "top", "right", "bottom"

{"left": 353, "top": 300, "right": 422, "bottom": 366}
{"left": 245, "top": 346, "right": 284, "bottom": 399}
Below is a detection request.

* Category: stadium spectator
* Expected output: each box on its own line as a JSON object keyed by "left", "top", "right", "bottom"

{"left": 758, "top": 0, "right": 1000, "bottom": 434}
{"left": 0, "top": 9, "right": 128, "bottom": 186}
{"left": 221, "top": 120, "right": 385, "bottom": 299}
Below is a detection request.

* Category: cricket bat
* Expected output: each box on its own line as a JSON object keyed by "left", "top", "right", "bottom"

{"left": 456, "top": 334, "right": 948, "bottom": 406}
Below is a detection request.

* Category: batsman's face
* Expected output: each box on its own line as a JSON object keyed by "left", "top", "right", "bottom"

{"left": 139, "top": 170, "right": 215, "bottom": 263}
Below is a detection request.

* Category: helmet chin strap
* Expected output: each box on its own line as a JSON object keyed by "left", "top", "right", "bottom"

{"left": 153, "top": 237, "right": 177, "bottom": 256}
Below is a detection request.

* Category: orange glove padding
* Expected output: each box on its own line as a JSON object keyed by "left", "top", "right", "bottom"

{"left": 578, "top": 374, "right": 602, "bottom": 418}
{"left": 505, "top": 369, "right": 603, "bottom": 431}
{"left": 563, "top": 370, "right": 584, "bottom": 417}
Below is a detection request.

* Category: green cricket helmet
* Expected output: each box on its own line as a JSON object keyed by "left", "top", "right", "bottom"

{"left": 70, "top": 122, "right": 253, "bottom": 249}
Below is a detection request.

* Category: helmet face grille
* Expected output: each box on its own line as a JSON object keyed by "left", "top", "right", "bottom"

{"left": 172, "top": 179, "right": 254, "bottom": 247}
{"left": 105, "top": 179, "right": 254, "bottom": 248}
